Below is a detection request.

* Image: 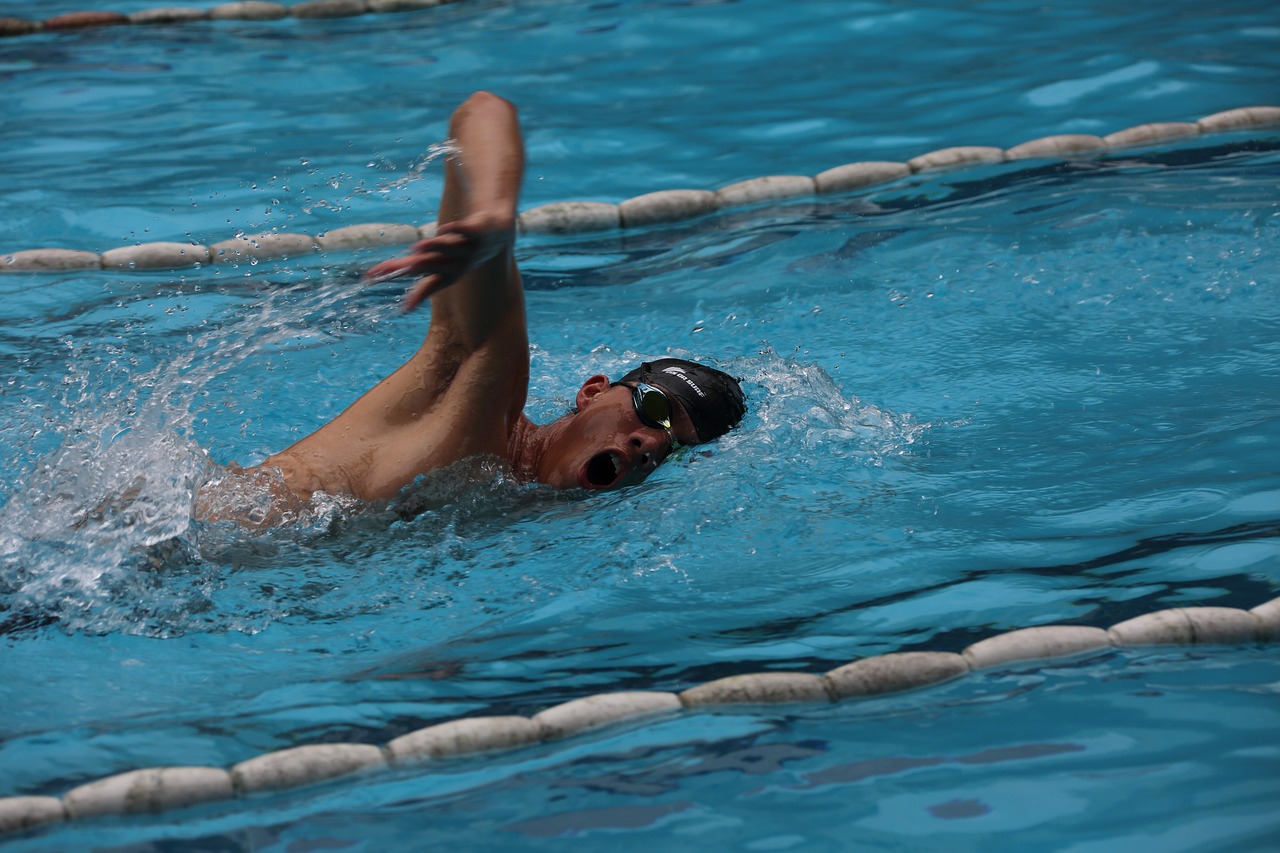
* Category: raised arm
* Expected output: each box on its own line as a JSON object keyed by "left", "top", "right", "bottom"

{"left": 366, "top": 90, "right": 526, "bottom": 346}
{"left": 233, "top": 93, "right": 532, "bottom": 504}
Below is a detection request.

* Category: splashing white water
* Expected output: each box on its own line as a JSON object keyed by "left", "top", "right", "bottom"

{"left": 0, "top": 289, "right": 927, "bottom": 639}
{"left": 302, "top": 139, "right": 459, "bottom": 214}
{"left": 0, "top": 274, "right": 382, "bottom": 636}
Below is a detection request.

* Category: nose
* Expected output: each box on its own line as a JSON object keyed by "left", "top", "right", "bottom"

{"left": 627, "top": 428, "right": 667, "bottom": 468}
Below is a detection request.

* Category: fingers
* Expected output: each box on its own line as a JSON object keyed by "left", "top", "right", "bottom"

{"left": 365, "top": 262, "right": 410, "bottom": 284}
{"left": 365, "top": 253, "right": 425, "bottom": 283}
{"left": 367, "top": 216, "right": 504, "bottom": 307}
{"left": 411, "top": 229, "right": 470, "bottom": 254}
{"left": 402, "top": 274, "right": 445, "bottom": 312}
{"left": 365, "top": 250, "right": 464, "bottom": 284}
{"left": 397, "top": 253, "right": 469, "bottom": 310}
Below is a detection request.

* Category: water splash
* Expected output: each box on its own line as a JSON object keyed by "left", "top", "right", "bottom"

{"left": 302, "top": 139, "right": 458, "bottom": 215}
{"left": 0, "top": 290, "right": 928, "bottom": 640}
{"left": 370, "top": 139, "right": 459, "bottom": 196}
{"left": 0, "top": 276, "right": 381, "bottom": 637}
{"left": 726, "top": 349, "right": 929, "bottom": 466}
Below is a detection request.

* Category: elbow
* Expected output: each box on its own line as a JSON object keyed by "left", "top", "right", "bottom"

{"left": 459, "top": 90, "right": 517, "bottom": 119}
{"left": 449, "top": 91, "right": 519, "bottom": 141}
{"left": 467, "top": 90, "right": 512, "bottom": 107}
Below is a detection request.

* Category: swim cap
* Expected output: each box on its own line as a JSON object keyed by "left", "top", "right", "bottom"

{"left": 618, "top": 358, "right": 746, "bottom": 443}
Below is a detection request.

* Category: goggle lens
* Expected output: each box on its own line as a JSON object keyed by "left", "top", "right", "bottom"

{"left": 633, "top": 383, "right": 672, "bottom": 430}
{"left": 629, "top": 382, "right": 684, "bottom": 453}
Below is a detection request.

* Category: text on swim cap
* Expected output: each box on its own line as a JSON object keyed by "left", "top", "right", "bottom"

{"left": 662, "top": 366, "right": 705, "bottom": 397}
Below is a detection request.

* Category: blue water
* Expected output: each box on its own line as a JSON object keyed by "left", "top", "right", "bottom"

{"left": 2, "top": 0, "right": 1279, "bottom": 850}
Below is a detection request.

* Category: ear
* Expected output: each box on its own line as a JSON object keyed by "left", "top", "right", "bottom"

{"left": 575, "top": 374, "right": 611, "bottom": 410}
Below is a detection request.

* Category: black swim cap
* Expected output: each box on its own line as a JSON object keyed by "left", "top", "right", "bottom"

{"left": 618, "top": 358, "right": 746, "bottom": 444}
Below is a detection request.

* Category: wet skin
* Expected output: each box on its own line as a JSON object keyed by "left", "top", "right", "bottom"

{"left": 523, "top": 377, "right": 700, "bottom": 491}
{"left": 197, "top": 92, "right": 707, "bottom": 527}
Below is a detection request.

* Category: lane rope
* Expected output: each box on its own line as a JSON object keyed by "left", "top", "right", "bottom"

{"left": 1, "top": 1, "right": 454, "bottom": 40}
{"left": 2, "top": 102, "right": 1278, "bottom": 837}
{"left": 3, "top": 106, "right": 1278, "bottom": 274}
{"left": 0, "top": 598, "right": 1277, "bottom": 834}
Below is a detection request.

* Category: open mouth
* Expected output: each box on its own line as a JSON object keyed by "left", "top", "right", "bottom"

{"left": 582, "top": 450, "right": 627, "bottom": 489}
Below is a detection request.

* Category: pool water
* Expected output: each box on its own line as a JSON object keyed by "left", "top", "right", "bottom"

{"left": 2, "top": 0, "right": 1279, "bottom": 849}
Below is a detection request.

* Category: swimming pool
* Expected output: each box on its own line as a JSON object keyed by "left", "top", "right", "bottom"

{"left": 1, "top": 0, "right": 1279, "bottom": 848}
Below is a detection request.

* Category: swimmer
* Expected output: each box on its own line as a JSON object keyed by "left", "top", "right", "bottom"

{"left": 199, "top": 92, "right": 744, "bottom": 523}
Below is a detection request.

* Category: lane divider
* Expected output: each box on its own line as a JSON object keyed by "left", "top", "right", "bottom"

{"left": 1, "top": 104, "right": 1277, "bottom": 835}
{"left": 1, "top": 597, "right": 1277, "bottom": 835}
{"left": 2, "top": 105, "right": 1278, "bottom": 274}
{"left": 0, "top": 0, "right": 453, "bottom": 38}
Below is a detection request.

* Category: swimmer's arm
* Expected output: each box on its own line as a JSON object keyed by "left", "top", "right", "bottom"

{"left": 238, "top": 93, "right": 528, "bottom": 507}
{"left": 366, "top": 91, "right": 526, "bottom": 349}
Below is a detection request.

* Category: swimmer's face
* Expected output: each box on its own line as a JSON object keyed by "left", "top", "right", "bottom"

{"left": 536, "top": 375, "right": 698, "bottom": 490}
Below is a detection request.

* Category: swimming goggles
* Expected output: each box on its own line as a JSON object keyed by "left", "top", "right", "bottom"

{"left": 617, "top": 381, "right": 685, "bottom": 453}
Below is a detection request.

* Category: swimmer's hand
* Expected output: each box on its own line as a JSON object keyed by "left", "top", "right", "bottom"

{"left": 364, "top": 212, "right": 515, "bottom": 312}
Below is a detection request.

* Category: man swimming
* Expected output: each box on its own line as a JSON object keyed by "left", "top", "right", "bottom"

{"left": 201, "top": 92, "right": 744, "bottom": 520}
